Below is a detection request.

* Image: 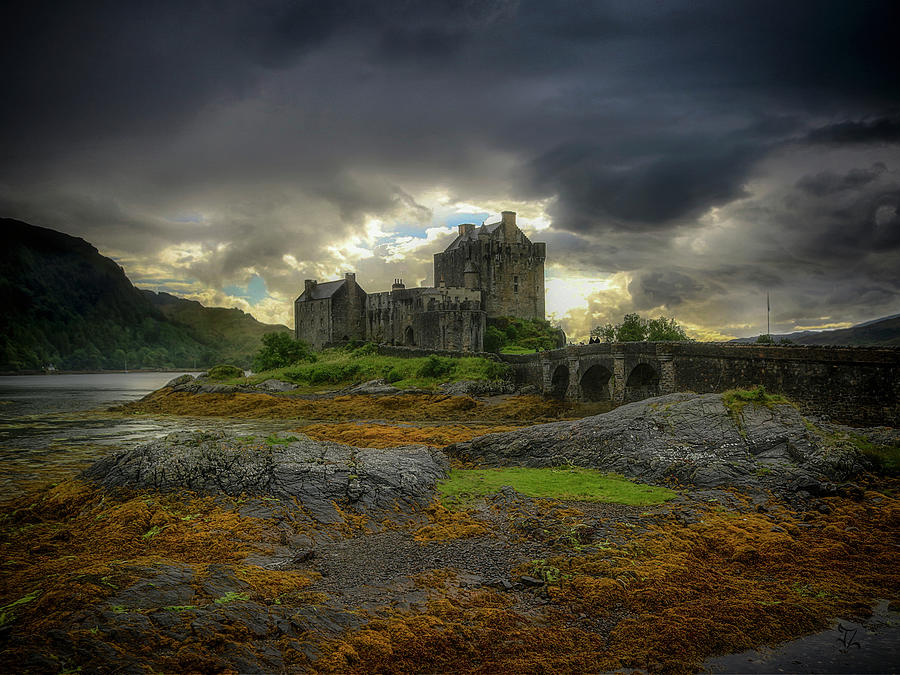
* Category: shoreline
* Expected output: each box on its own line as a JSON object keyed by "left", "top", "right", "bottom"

{"left": 0, "top": 369, "right": 205, "bottom": 376}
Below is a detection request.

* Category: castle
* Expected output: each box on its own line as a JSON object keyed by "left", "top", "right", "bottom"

{"left": 294, "top": 211, "right": 546, "bottom": 352}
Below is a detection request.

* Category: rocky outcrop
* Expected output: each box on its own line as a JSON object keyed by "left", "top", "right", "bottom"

{"left": 256, "top": 378, "right": 298, "bottom": 392}
{"left": 85, "top": 431, "right": 448, "bottom": 523}
{"left": 340, "top": 379, "right": 402, "bottom": 396}
{"left": 446, "top": 393, "right": 874, "bottom": 496}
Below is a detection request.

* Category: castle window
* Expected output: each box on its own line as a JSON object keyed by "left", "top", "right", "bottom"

{"left": 514, "top": 275, "right": 519, "bottom": 293}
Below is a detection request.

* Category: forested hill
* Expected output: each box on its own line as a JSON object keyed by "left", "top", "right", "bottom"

{"left": 0, "top": 218, "right": 288, "bottom": 371}
{"left": 142, "top": 290, "right": 288, "bottom": 367}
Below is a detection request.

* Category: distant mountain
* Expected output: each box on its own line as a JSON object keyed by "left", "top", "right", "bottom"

{"left": 0, "top": 218, "right": 288, "bottom": 371}
{"left": 730, "top": 315, "right": 900, "bottom": 346}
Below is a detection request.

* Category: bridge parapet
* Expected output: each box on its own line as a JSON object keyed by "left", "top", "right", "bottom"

{"left": 499, "top": 342, "right": 900, "bottom": 425}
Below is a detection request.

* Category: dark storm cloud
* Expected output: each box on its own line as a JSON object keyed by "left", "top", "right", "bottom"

{"left": 523, "top": 139, "right": 766, "bottom": 232}
{"left": 805, "top": 117, "right": 900, "bottom": 146}
{"left": 795, "top": 164, "right": 886, "bottom": 197}
{"left": 629, "top": 269, "right": 707, "bottom": 311}
{"left": 2, "top": 0, "right": 899, "bottom": 331}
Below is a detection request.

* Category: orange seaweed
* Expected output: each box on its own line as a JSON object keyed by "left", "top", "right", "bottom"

{"left": 413, "top": 504, "right": 489, "bottom": 542}
{"left": 317, "top": 481, "right": 900, "bottom": 674}
{"left": 120, "top": 390, "right": 575, "bottom": 422}
{"left": 295, "top": 422, "right": 521, "bottom": 448}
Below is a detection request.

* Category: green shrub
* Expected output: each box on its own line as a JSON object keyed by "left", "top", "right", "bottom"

{"left": 253, "top": 332, "right": 316, "bottom": 372}
{"left": 484, "top": 360, "right": 510, "bottom": 380}
{"left": 484, "top": 326, "right": 506, "bottom": 353}
{"left": 207, "top": 364, "right": 244, "bottom": 380}
{"left": 484, "top": 317, "right": 562, "bottom": 353}
{"left": 418, "top": 355, "right": 456, "bottom": 379}
{"left": 255, "top": 350, "right": 507, "bottom": 389}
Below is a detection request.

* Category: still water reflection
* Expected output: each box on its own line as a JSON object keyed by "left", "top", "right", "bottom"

{"left": 0, "top": 372, "right": 292, "bottom": 496}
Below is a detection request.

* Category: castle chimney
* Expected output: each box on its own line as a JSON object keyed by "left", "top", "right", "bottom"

{"left": 501, "top": 211, "right": 517, "bottom": 242}
{"left": 345, "top": 272, "right": 356, "bottom": 284}
{"left": 458, "top": 223, "right": 475, "bottom": 237}
{"left": 392, "top": 278, "right": 405, "bottom": 290}
{"left": 304, "top": 279, "right": 317, "bottom": 295}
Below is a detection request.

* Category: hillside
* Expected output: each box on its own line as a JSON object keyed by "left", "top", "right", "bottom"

{"left": 731, "top": 315, "right": 900, "bottom": 346}
{"left": 142, "top": 291, "right": 288, "bottom": 366}
{"left": 0, "top": 218, "right": 287, "bottom": 371}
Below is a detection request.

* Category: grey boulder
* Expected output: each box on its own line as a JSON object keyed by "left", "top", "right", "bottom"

{"left": 446, "top": 393, "right": 870, "bottom": 495}
{"left": 85, "top": 431, "right": 449, "bottom": 522}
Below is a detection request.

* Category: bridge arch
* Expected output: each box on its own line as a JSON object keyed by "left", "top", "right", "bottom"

{"left": 549, "top": 364, "right": 569, "bottom": 399}
{"left": 625, "top": 362, "right": 659, "bottom": 402}
{"left": 580, "top": 364, "right": 613, "bottom": 401}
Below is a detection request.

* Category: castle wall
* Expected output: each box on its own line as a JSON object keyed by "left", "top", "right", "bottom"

{"left": 414, "top": 309, "right": 485, "bottom": 352}
{"left": 294, "top": 297, "right": 332, "bottom": 350}
{"left": 365, "top": 286, "right": 484, "bottom": 350}
{"left": 433, "top": 215, "right": 545, "bottom": 320}
{"left": 330, "top": 280, "right": 367, "bottom": 342}
{"left": 366, "top": 289, "right": 421, "bottom": 346}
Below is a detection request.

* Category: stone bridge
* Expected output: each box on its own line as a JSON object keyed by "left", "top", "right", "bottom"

{"left": 499, "top": 342, "right": 900, "bottom": 427}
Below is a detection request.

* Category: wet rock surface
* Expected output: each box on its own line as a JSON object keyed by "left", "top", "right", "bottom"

{"left": 256, "top": 378, "right": 298, "bottom": 392}
{"left": 447, "top": 393, "right": 881, "bottom": 496}
{"left": 84, "top": 431, "right": 448, "bottom": 522}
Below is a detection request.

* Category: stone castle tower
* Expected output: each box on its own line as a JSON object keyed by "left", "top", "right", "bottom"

{"left": 433, "top": 211, "right": 545, "bottom": 320}
{"left": 295, "top": 210, "right": 545, "bottom": 351}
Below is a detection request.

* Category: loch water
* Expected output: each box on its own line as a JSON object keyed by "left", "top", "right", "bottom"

{"left": 0, "top": 372, "right": 290, "bottom": 497}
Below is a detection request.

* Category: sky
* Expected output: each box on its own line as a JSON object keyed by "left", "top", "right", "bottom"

{"left": 3, "top": 0, "right": 899, "bottom": 341}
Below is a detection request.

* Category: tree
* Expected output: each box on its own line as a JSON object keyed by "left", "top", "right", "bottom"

{"left": 592, "top": 314, "right": 690, "bottom": 342}
{"left": 756, "top": 334, "right": 774, "bottom": 344}
{"left": 647, "top": 317, "right": 689, "bottom": 341}
{"left": 253, "top": 332, "right": 315, "bottom": 372}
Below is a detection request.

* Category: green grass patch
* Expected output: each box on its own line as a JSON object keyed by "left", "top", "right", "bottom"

{"left": 214, "top": 591, "right": 249, "bottom": 605}
{"left": 207, "top": 364, "right": 244, "bottom": 380}
{"left": 437, "top": 466, "right": 676, "bottom": 507}
{"left": 228, "top": 348, "right": 510, "bottom": 390}
{"left": 499, "top": 345, "right": 538, "bottom": 354}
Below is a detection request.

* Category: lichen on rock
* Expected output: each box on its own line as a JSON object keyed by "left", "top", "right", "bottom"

{"left": 85, "top": 431, "right": 449, "bottom": 523}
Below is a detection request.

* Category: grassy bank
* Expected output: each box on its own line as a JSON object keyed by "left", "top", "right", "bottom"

{"left": 217, "top": 347, "right": 509, "bottom": 391}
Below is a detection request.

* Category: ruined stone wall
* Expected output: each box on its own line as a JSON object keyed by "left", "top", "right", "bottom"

{"left": 294, "top": 297, "right": 332, "bottom": 350}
